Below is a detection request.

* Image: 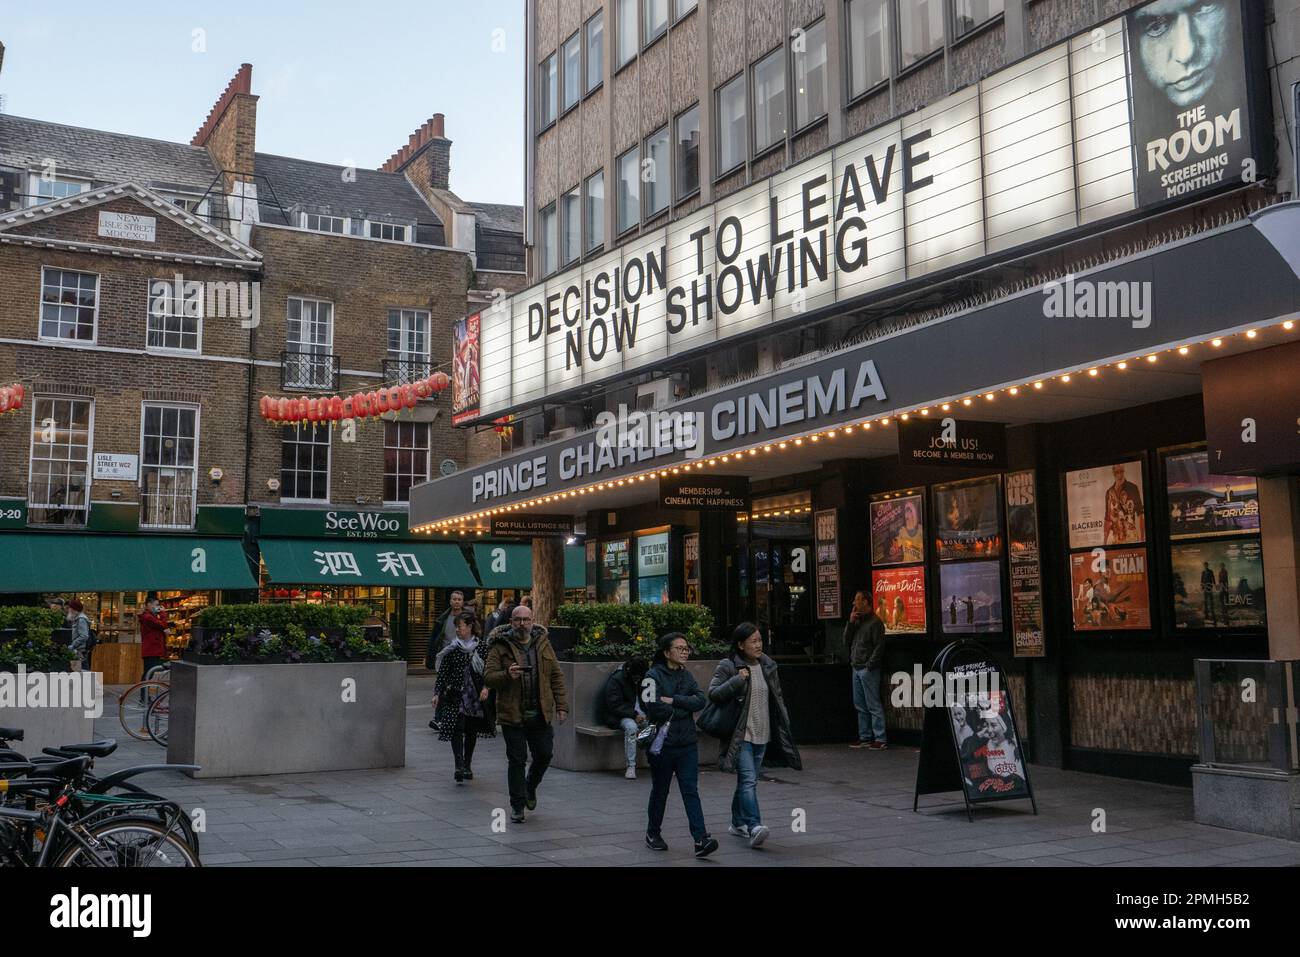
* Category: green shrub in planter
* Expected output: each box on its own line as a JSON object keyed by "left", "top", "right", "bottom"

{"left": 554, "top": 602, "right": 724, "bottom": 660}
{"left": 0, "top": 607, "right": 71, "bottom": 672}
{"left": 190, "top": 604, "right": 392, "bottom": 664}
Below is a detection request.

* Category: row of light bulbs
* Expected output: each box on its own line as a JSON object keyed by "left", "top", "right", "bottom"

{"left": 415, "top": 321, "right": 1294, "bottom": 535}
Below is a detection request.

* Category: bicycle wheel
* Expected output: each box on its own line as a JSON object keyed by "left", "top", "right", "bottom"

{"left": 54, "top": 816, "right": 200, "bottom": 868}
{"left": 145, "top": 690, "right": 169, "bottom": 746}
{"left": 118, "top": 680, "right": 169, "bottom": 741}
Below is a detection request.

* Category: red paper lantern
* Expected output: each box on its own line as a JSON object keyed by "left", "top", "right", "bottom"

{"left": 0, "top": 389, "right": 9, "bottom": 414}
{"left": 431, "top": 371, "right": 450, "bottom": 391}
{"left": 373, "top": 389, "right": 389, "bottom": 414}
{"left": 328, "top": 396, "right": 343, "bottom": 421}
{"left": 277, "top": 397, "right": 291, "bottom": 421}
{"left": 354, "top": 392, "right": 371, "bottom": 417}
{"left": 341, "top": 396, "right": 355, "bottom": 418}
{"left": 414, "top": 379, "right": 430, "bottom": 399}
{"left": 400, "top": 383, "right": 417, "bottom": 409}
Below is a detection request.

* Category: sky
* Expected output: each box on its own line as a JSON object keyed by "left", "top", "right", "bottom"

{"left": 0, "top": 0, "right": 526, "bottom": 205}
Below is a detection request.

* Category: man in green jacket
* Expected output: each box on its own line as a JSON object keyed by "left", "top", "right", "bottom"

{"left": 484, "top": 605, "right": 569, "bottom": 823}
{"left": 846, "top": 590, "right": 888, "bottom": 750}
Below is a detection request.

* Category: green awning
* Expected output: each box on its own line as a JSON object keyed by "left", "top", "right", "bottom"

{"left": 565, "top": 545, "right": 585, "bottom": 590}
{"left": 259, "top": 538, "right": 475, "bottom": 587}
{"left": 471, "top": 543, "right": 586, "bottom": 590}
{"left": 0, "top": 534, "right": 257, "bottom": 593}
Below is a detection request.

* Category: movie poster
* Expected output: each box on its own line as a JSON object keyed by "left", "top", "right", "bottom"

{"left": 870, "top": 494, "right": 925, "bottom": 566}
{"left": 932, "top": 476, "right": 1002, "bottom": 561}
{"left": 872, "top": 566, "right": 927, "bottom": 635}
{"left": 451, "top": 312, "right": 481, "bottom": 426}
{"left": 1005, "top": 470, "right": 1045, "bottom": 658}
{"left": 1069, "top": 547, "right": 1151, "bottom": 630}
{"left": 1170, "top": 538, "right": 1267, "bottom": 629}
{"left": 815, "top": 509, "right": 841, "bottom": 619}
{"left": 1126, "top": 0, "right": 1253, "bottom": 208}
{"left": 683, "top": 533, "right": 701, "bottom": 606}
{"left": 949, "top": 675, "right": 1029, "bottom": 799}
{"left": 1166, "top": 450, "right": 1260, "bottom": 539}
{"left": 938, "top": 562, "right": 1003, "bottom": 634}
{"left": 1066, "top": 460, "right": 1146, "bottom": 548}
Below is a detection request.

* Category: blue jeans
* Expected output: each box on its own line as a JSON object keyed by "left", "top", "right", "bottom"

{"left": 619, "top": 717, "right": 639, "bottom": 767}
{"left": 852, "top": 667, "right": 887, "bottom": 743}
{"left": 731, "top": 741, "right": 766, "bottom": 829}
{"left": 647, "top": 742, "right": 707, "bottom": 841}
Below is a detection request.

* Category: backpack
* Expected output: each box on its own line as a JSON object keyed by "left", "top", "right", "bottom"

{"left": 85, "top": 626, "right": 98, "bottom": 653}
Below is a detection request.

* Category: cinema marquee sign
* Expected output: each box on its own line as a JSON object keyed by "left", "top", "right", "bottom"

{"left": 472, "top": 0, "right": 1263, "bottom": 425}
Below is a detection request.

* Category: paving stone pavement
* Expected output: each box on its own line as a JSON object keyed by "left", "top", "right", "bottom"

{"left": 89, "top": 676, "right": 1300, "bottom": 868}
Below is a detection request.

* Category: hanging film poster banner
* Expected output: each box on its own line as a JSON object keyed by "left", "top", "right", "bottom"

{"left": 870, "top": 494, "right": 925, "bottom": 566}
{"left": 683, "top": 533, "right": 701, "bottom": 605}
{"left": 1170, "top": 538, "right": 1266, "bottom": 629}
{"left": 451, "top": 312, "right": 481, "bottom": 426}
{"left": 932, "top": 476, "right": 1002, "bottom": 561}
{"left": 1065, "top": 460, "right": 1147, "bottom": 549}
{"left": 1005, "top": 470, "right": 1044, "bottom": 658}
{"left": 1069, "top": 546, "right": 1151, "bottom": 630}
{"left": 1166, "top": 450, "right": 1260, "bottom": 539}
{"left": 939, "top": 561, "right": 1004, "bottom": 634}
{"left": 872, "top": 565, "right": 927, "bottom": 634}
{"left": 815, "top": 509, "right": 842, "bottom": 620}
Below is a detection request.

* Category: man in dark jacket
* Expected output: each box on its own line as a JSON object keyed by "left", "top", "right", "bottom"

{"left": 425, "top": 590, "right": 467, "bottom": 670}
{"left": 847, "top": 590, "right": 888, "bottom": 749}
{"left": 484, "top": 605, "right": 569, "bottom": 823}
{"left": 603, "top": 659, "right": 649, "bottom": 779}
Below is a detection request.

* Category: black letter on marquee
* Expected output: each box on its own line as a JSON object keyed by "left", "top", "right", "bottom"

{"left": 903, "top": 130, "right": 933, "bottom": 193}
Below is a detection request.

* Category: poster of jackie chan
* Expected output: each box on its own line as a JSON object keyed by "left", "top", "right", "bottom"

{"left": 1066, "top": 460, "right": 1147, "bottom": 549}
{"left": 932, "top": 476, "right": 1002, "bottom": 561}
{"left": 949, "top": 672, "right": 1028, "bottom": 798}
{"left": 451, "top": 312, "right": 481, "bottom": 425}
{"left": 1126, "top": 0, "right": 1252, "bottom": 208}
{"left": 1170, "top": 538, "right": 1267, "bottom": 629}
{"left": 872, "top": 565, "right": 927, "bottom": 634}
{"left": 870, "top": 494, "right": 925, "bottom": 566}
{"left": 1069, "top": 547, "right": 1152, "bottom": 630}
{"left": 939, "top": 561, "right": 1003, "bottom": 634}
{"left": 1166, "top": 450, "right": 1260, "bottom": 539}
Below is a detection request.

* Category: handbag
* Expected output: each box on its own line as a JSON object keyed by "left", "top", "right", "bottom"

{"left": 635, "top": 720, "right": 662, "bottom": 749}
{"left": 697, "top": 695, "right": 743, "bottom": 739}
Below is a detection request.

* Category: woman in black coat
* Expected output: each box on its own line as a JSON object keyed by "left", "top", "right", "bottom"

{"left": 430, "top": 611, "right": 496, "bottom": 783}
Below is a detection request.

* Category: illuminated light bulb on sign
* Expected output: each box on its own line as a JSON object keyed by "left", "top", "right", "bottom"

{"left": 1178, "top": 347, "right": 1189, "bottom": 356}
{"left": 1088, "top": 368, "right": 1098, "bottom": 377}
{"left": 1009, "top": 387, "right": 1019, "bottom": 395}
{"left": 1211, "top": 338, "right": 1222, "bottom": 347}
{"left": 1146, "top": 354, "right": 1158, "bottom": 363}
{"left": 1284, "top": 321, "right": 1294, "bottom": 331}
{"left": 1033, "top": 381, "right": 1043, "bottom": 389}
{"left": 1246, "top": 330, "right": 1257, "bottom": 339}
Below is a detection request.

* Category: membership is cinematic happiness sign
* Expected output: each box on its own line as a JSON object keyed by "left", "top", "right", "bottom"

{"left": 469, "top": 0, "right": 1260, "bottom": 424}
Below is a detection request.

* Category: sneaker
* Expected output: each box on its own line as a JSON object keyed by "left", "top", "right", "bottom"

{"left": 428, "top": 719, "right": 437, "bottom": 730}
{"left": 849, "top": 741, "right": 869, "bottom": 749}
{"left": 694, "top": 836, "right": 719, "bottom": 858}
{"left": 463, "top": 768, "right": 474, "bottom": 781}
{"left": 748, "top": 825, "right": 771, "bottom": 848}
{"left": 525, "top": 786, "right": 538, "bottom": 811}
{"left": 869, "top": 741, "right": 889, "bottom": 750}
{"left": 624, "top": 767, "right": 637, "bottom": 780}
{"left": 728, "top": 824, "right": 750, "bottom": 838}
{"left": 454, "top": 767, "right": 464, "bottom": 783}
{"left": 645, "top": 833, "right": 668, "bottom": 851}
{"left": 510, "top": 808, "right": 526, "bottom": 823}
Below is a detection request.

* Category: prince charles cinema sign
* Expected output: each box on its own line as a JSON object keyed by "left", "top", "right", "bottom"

{"left": 463, "top": 0, "right": 1267, "bottom": 426}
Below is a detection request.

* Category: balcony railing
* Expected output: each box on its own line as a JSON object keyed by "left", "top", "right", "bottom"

{"left": 28, "top": 480, "right": 91, "bottom": 527}
{"left": 281, "top": 350, "right": 340, "bottom": 391}
{"left": 139, "top": 472, "right": 196, "bottom": 530}
{"left": 383, "top": 356, "right": 432, "bottom": 390}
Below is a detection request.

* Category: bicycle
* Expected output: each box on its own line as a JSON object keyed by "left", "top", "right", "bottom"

{"left": 118, "top": 661, "right": 171, "bottom": 742}
{"left": 144, "top": 689, "right": 170, "bottom": 746}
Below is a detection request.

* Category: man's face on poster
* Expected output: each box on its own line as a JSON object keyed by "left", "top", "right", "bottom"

{"left": 1135, "top": 0, "right": 1229, "bottom": 109}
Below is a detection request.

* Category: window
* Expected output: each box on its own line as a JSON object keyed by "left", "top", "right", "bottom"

{"left": 27, "top": 174, "right": 88, "bottom": 207}
{"left": 368, "top": 221, "right": 407, "bottom": 242}
{"left": 716, "top": 75, "right": 747, "bottom": 174}
{"left": 561, "top": 186, "right": 582, "bottom": 266}
{"left": 643, "top": 127, "right": 670, "bottom": 218}
{"left": 848, "top": 0, "right": 890, "bottom": 96}
{"left": 164, "top": 194, "right": 209, "bottom": 221}
{"left": 675, "top": 105, "right": 701, "bottom": 199}
{"left": 898, "top": 0, "right": 944, "bottom": 68}
{"left": 562, "top": 33, "right": 581, "bottom": 112}
{"left": 674, "top": 0, "right": 698, "bottom": 19}
{"left": 281, "top": 423, "right": 330, "bottom": 502}
{"left": 793, "top": 20, "right": 829, "bottom": 129}
{"left": 540, "top": 52, "right": 558, "bottom": 127}
{"left": 146, "top": 277, "right": 201, "bottom": 353}
{"left": 953, "top": 0, "right": 1003, "bottom": 39}
{"left": 387, "top": 308, "right": 429, "bottom": 381}
{"left": 644, "top": 0, "right": 669, "bottom": 44}
{"left": 585, "top": 171, "right": 605, "bottom": 252}
{"left": 539, "top": 202, "right": 558, "bottom": 275}
{"left": 285, "top": 297, "right": 334, "bottom": 389}
{"left": 39, "top": 267, "right": 98, "bottom": 342}
{"left": 753, "top": 49, "right": 787, "bottom": 155}
{"left": 140, "top": 404, "right": 198, "bottom": 528}
{"left": 585, "top": 12, "right": 605, "bottom": 92}
{"left": 384, "top": 421, "right": 430, "bottom": 504}
{"left": 28, "top": 397, "right": 92, "bottom": 526}
{"left": 617, "top": 0, "right": 638, "bottom": 67}
{"left": 303, "top": 213, "right": 345, "bottom": 233}
{"left": 616, "top": 147, "right": 640, "bottom": 234}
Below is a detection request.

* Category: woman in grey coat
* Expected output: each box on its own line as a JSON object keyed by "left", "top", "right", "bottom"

{"left": 708, "top": 622, "right": 801, "bottom": 849}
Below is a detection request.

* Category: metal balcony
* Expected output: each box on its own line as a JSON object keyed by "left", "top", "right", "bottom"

{"left": 281, "top": 350, "right": 340, "bottom": 391}
{"left": 27, "top": 480, "right": 91, "bottom": 527}
{"left": 383, "top": 356, "right": 433, "bottom": 391}
{"left": 139, "top": 473, "right": 196, "bottom": 530}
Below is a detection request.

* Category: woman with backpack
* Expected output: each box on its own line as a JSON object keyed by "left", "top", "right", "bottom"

{"left": 430, "top": 611, "right": 496, "bottom": 783}
{"left": 66, "top": 599, "right": 93, "bottom": 671}
{"left": 706, "top": 622, "right": 801, "bottom": 849}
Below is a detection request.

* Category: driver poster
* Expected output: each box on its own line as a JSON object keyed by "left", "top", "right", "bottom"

{"left": 1066, "top": 460, "right": 1147, "bottom": 549}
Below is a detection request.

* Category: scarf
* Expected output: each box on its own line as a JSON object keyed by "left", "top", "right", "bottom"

{"left": 436, "top": 635, "right": 484, "bottom": 675}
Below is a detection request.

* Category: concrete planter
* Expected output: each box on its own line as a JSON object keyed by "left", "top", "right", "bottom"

{"left": 0, "top": 671, "right": 97, "bottom": 754}
{"left": 553, "top": 659, "right": 723, "bottom": 772}
{"left": 1192, "top": 764, "right": 1300, "bottom": 841}
{"left": 166, "top": 660, "right": 406, "bottom": 778}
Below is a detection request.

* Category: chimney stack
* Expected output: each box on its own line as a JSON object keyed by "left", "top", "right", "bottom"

{"left": 380, "top": 113, "right": 450, "bottom": 191}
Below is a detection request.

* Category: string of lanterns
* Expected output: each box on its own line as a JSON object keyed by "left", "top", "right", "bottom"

{"left": 258, "top": 372, "right": 450, "bottom": 425}
{"left": 0, "top": 383, "right": 24, "bottom": 416}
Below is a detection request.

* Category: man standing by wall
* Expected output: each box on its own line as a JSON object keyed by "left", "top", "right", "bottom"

{"left": 847, "top": 590, "right": 887, "bottom": 750}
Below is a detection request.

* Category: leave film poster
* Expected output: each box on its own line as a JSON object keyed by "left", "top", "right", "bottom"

{"left": 451, "top": 312, "right": 481, "bottom": 426}
{"left": 1070, "top": 547, "right": 1151, "bottom": 630}
{"left": 872, "top": 566, "right": 927, "bottom": 635}
{"left": 1170, "top": 538, "right": 1266, "bottom": 629}
{"left": 869, "top": 495, "right": 925, "bottom": 566}
{"left": 939, "top": 561, "right": 1003, "bottom": 634}
{"left": 1166, "top": 450, "right": 1260, "bottom": 539}
{"left": 932, "top": 476, "right": 1002, "bottom": 561}
{"left": 949, "top": 675, "right": 1029, "bottom": 800}
{"left": 1066, "top": 460, "right": 1146, "bottom": 549}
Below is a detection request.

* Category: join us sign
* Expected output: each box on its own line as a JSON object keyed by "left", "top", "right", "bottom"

{"left": 471, "top": 0, "right": 1266, "bottom": 425}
